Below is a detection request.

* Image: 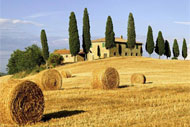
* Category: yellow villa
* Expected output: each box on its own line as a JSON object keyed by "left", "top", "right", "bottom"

{"left": 87, "top": 36, "right": 143, "bottom": 60}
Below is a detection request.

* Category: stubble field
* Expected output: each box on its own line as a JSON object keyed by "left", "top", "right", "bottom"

{"left": 1, "top": 56, "right": 190, "bottom": 127}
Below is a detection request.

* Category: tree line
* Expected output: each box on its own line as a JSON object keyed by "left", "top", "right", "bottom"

{"left": 145, "top": 26, "right": 188, "bottom": 60}
{"left": 7, "top": 8, "right": 188, "bottom": 75}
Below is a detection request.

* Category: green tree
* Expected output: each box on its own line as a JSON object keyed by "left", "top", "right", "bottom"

{"left": 127, "top": 12, "right": 136, "bottom": 54}
{"left": 40, "top": 29, "right": 49, "bottom": 63}
{"left": 97, "top": 46, "right": 101, "bottom": 58}
{"left": 48, "top": 53, "right": 63, "bottom": 67}
{"left": 7, "top": 45, "right": 45, "bottom": 74}
{"left": 182, "top": 38, "right": 187, "bottom": 60}
{"left": 164, "top": 40, "right": 171, "bottom": 59}
{"left": 140, "top": 46, "right": 143, "bottom": 56}
{"left": 145, "top": 26, "right": 154, "bottom": 57}
{"left": 155, "top": 31, "right": 165, "bottom": 59}
{"left": 69, "top": 12, "right": 80, "bottom": 62}
{"left": 172, "top": 39, "right": 180, "bottom": 59}
{"left": 82, "top": 8, "right": 91, "bottom": 60}
{"left": 105, "top": 16, "right": 115, "bottom": 49}
{"left": 7, "top": 49, "right": 24, "bottom": 74}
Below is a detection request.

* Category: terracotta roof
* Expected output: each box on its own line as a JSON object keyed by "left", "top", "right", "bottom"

{"left": 92, "top": 37, "right": 143, "bottom": 44}
{"left": 54, "top": 49, "right": 84, "bottom": 55}
{"left": 54, "top": 49, "right": 70, "bottom": 54}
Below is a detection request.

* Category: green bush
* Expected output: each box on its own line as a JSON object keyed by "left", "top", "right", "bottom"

{"left": 7, "top": 44, "right": 45, "bottom": 74}
{"left": 48, "top": 53, "right": 63, "bottom": 67}
{"left": 171, "top": 57, "right": 178, "bottom": 60}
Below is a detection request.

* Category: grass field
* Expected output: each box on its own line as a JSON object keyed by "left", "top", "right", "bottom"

{"left": 0, "top": 56, "right": 190, "bottom": 127}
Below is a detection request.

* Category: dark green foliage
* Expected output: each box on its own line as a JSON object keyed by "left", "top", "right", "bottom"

{"left": 105, "top": 16, "right": 115, "bottom": 49}
{"left": 69, "top": 12, "right": 80, "bottom": 60}
{"left": 82, "top": 8, "right": 91, "bottom": 59}
{"left": 171, "top": 57, "right": 178, "bottom": 60}
{"left": 97, "top": 46, "right": 101, "bottom": 58}
{"left": 182, "top": 38, "right": 187, "bottom": 60}
{"left": 41, "top": 29, "right": 49, "bottom": 61}
{"left": 155, "top": 31, "right": 165, "bottom": 59}
{"left": 48, "top": 53, "right": 63, "bottom": 67}
{"left": 164, "top": 40, "right": 171, "bottom": 59}
{"left": 127, "top": 12, "right": 136, "bottom": 50}
{"left": 172, "top": 39, "right": 180, "bottom": 58}
{"left": 145, "top": 26, "right": 154, "bottom": 57}
{"left": 140, "top": 46, "right": 143, "bottom": 56}
{"left": 7, "top": 44, "right": 45, "bottom": 74}
{"left": 0, "top": 72, "right": 7, "bottom": 77}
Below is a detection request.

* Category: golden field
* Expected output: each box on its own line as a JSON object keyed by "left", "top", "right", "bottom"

{"left": 0, "top": 56, "right": 190, "bottom": 127}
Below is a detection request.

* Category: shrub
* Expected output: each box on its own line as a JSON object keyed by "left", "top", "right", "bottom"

{"left": 48, "top": 54, "right": 63, "bottom": 67}
{"left": 171, "top": 57, "right": 178, "bottom": 60}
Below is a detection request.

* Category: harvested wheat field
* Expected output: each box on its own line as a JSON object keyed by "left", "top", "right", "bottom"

{"left": 0, "top": 56, "right": 190, "bottom": 127}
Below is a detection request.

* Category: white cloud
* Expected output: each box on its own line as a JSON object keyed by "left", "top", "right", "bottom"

{"left": 52, "top": 38, "right": 68, "bottom": 46}
{"left": 0, "top": 18, "right": 44, "bottom": 27}
{"left": 24, "top": 11, "right": 64, "bottom": 19}
{"left": 174, "top": 21, "right": 190, "bottom": 25}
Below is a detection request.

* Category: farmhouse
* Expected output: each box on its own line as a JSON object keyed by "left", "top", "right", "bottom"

{"left": 87, "top": 36, "right": 143, "bottom": 60}
{"left": 54, "top": 36, "right": 143, "bottom": 63}
{"left": 54, "top": 49, "right": 85, "bottom": 63}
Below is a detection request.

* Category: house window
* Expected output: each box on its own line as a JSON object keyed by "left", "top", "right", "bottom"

{"left": 136, "top": 53, "right": 138, "bottom": 56}
{"left": 125, "top": 52, "right": 127, "bottom": 56}
{"left": 102, "top": 43, "right": 105, "bottom": 47}
{"left": 126, "top": 44, "right": 128, "bottom": 48}
{"left": 114, "top": 52, "right": 116, "bottom": 56}
{"left": 66, "top": 55, "right": 68, "bottom": 58}
{"left": 136, "top": 45, "right": 138, "bottom": 49}
{"left": 131, "top": 53, "right": 133, "bottom": 56}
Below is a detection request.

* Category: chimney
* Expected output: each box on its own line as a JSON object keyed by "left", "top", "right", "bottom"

{"left": 120, "top": 35, "right": 123, "bottom": 39}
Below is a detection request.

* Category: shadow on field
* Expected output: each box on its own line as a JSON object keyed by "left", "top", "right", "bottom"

{"left": 146, "top": 82, "right": 153, "bottom": 84}
{"left": 41, "top": 110, "right": 85, "bottom": 122}
{"left": 119, "top": 85, "right": 134, "bottom": 88}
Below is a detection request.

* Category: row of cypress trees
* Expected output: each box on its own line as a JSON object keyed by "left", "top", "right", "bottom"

{"left": 145, "top": 26, "right": 188, "bottom": 60}
{"left": 105, "top": 12, "right": 136, "bottom": 52}
{"left": 69, "top": 9, "right": 137, "bottom": 60}
{"left": 41, "top": 8, "right": 187, "bottom": 62}
{"left": 69, "top": 8, "right": 91, "bottom": 62}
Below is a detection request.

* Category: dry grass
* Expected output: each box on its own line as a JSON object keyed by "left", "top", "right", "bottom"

{"left": 0, "top": 56, "right": 190, "bottom": 127}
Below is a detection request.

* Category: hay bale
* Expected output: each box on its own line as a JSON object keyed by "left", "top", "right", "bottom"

{"left": 131, "top": 73, "right": 146, "bottom": 84}
{"left": 25, "top": 69, "right": 62, "bottom": 90}
{"left": 91, "top": 67, "right": 120, "bottom": 89}
{"left": 61, "top": 70, "right": 72, "bottom": 78}
{"left": 0, "top": 80, "right": 44, "bottom": 125}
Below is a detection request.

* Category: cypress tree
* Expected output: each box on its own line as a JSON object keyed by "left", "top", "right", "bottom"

{"left": 82, "top": 8, "right": 91, "bottom": 60}
{"left": 182, "top": 38, "right": 187, "bottom": 60}
{"left": 172, "top": 39, "right": 180, "bottom": 59}
{"left": 164, "top": 40, "right": 171, "bottom": 59}
{"left": 145, "top": 26, "right": 154, "bottom": 57}
{"left": 127, "top": 12, "right": 136, "bottom": 54}
{"left": 40, "top": 29, "right": 49, "bottom": 63}
{"left": 105, "top": 16, "right": 115, "bottom": 49}
{"left": 97, "top": 46, "right": 101, "bottom": 58}
{"left": 155, "top": 31, "right": 165, "bottom": 59}
{"left": 69, "top": 12, "right": 80, "bottom": 62}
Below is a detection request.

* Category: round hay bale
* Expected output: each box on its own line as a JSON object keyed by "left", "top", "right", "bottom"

{"left": 0, "top": 80, "right": 44, "bottom": 125}
{"left": 91, "top": 67, "right": 120, "bottom": 89}
{"left": 25, "top": 69, "right": 62, "bottom": 91}
{"left": 61, "top": 70, "right": 72, "bottom": 78}
{"left": 131, "top": 73, "right": 146, "bottom": 84}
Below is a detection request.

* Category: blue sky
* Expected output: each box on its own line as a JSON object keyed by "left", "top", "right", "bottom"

{"left": 0, "top": 0, "right": 190, "bottom": 72}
